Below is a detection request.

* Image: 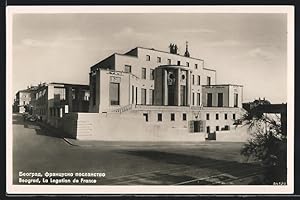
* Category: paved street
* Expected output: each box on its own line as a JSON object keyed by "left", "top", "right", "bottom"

{"left": 12, "top": 114, "right": 265, "bottom": 185}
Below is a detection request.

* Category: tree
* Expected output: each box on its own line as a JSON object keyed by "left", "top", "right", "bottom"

{"left": 240, "top": 105, "right": 287, "bottom": 184}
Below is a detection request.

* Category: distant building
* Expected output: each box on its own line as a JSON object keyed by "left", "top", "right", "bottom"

{"left": 13, "top": 86, "right": 38, "bottom": 113}
{"left": 60, "top": 44, "right": 247, "bottom": 141}
{"left": 14, "top": 82, "right": 90, "bottom": 128}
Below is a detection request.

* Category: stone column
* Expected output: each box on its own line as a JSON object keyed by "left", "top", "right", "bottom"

{"left": 177, "top": 68, "right": 181, "bottom": 106}
{"left": 187, "top": 70, "right": 191, "bottom": 106}
{"left": 164, "top": 69, "right": 168, "bottom": 106}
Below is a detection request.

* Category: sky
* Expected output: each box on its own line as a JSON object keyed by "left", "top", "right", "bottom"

{"left": 12, "top": 12, "right": 288, "bottom": 103}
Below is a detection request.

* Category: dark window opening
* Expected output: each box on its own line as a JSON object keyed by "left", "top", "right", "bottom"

{"left": 125, "top": 65, "right": 131, "bottom": 73}
{"left": 143, "top": 113, "right": 148, "bottom": 122}
{"left": 177, "top": 61, "right": 181, "bottom": 65}
{"left": 183, "top": 113, "right": 187, "bottom": 121}
{"left": 218, "top": 93, "right": 223, "bottom": 107}
{"left": 234, "top": 93, "right": 238, "bottom": 107}
{"left": 233, "top": 113, "right": 236, "bottom": 120}
{"left": 225, "top": 113, "right": 228, "bottom": 120}
{"left": 157, "top": 113, "right": 162, "bottom": 121}
{"left": 171, "top": 113, "right": 175, "bottom": 121}
{"left": 207, "top": 93, "right": 212, "bottom": 107}
{"left": 216, "top": 113, "right": 219, "bottom": 120}
{"left": 216, "top": 126, "right": 219, "bottom": 131}
{"left": 206, "top": 113, "right": 210, "bottom": 120}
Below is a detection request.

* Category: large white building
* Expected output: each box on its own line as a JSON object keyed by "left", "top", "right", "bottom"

{"left": 61, "top": 43, "right": 247, "bottom": 141}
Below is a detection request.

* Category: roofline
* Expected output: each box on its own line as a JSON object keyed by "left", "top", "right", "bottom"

{"left": 202, "top": 84, "right": 243, "bottom": 87}
{"left": 203, "top": 67, "right": 216, "bottom": 72}
{"left": 135, "top": 47, "right": 205, "bottom": 62}
{"left": 49, "top": 82, "right": 89, "bottom": 87}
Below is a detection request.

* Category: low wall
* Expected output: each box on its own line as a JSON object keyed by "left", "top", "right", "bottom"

{"left": 60, "top": 112, "right": 206, "bottom": 141}
{"left": 215, "top": 126, "right": 250, "bottom": 142}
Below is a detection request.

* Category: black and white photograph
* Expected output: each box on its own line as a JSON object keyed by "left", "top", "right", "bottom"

{"left": 6, "top": 6, "right": 294, "bottom": 194}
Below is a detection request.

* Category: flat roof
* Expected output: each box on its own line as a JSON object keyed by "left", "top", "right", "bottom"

{"left": 202, "top": 84, "right": 243, "bottom": 87}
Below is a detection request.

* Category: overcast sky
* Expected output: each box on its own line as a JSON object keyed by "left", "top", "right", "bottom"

{"left": 12, "top": 13, "right": 287, "bottom": 103}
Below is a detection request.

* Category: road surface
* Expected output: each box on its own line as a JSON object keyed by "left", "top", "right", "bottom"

{"left": 12, "top": 114, "right": 265, "bottom": 185}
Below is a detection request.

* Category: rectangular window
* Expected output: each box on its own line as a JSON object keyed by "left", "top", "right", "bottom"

{"left": 109, "top": 82, "right": 120, "bottom": 105}
{"left": 192, "top": 93, "right": 195, "bottom": 105}
{"left": 186, "top": 62, "right": 189, "bottom": 67}
{"left": 124, "top": 65, "right": 131, "bottom": 73}
{"left": 233, "top": 113, "right": 236, "bottom": 120}
{"left": 150, "top": 69, "right": 154, "bottom": 80}
{"left": 157, "top": 57, "right": 161, "bottom": 63}
{"left": 216, "top": 126, "right": 219, "bottom": 131}
{"left": 216, "top": 113, "right": 219, "bottom": 120}
{"left": 142, "top": 68, "right": 146, "bottom": 79}
{"left": 168, "top": 59, "right": 171, "bottom": 65}
{"left": 218, "top": 93, "right": 223, "bottom": 107}
{"left": 177, "top": 61, "right": 181, "bottom": 65}
{"left": 146, "top": 55, "right": 150, "bottom": 61}
{"left": 92, "top": 76, "right": 96, "bottom": 105}
{"left": 197, "top": 93, "right": 201, "bottom": 106}
{"left": 198, "top": 75, "right": 201, "bottom": 85}
{"left": 183, "top": 113, "right": 187, "bottom": 121}
{"left": 132, "top": 85, "right": 134, "bottom": 104}
{"left": 149, "top": 89, "right": 154, "bottom": 105}
{"left": 206, "top": 126, "right": 210, "bottom": 133}
{"left": 171, "top": 113, "right": 175, "bottom": 121}
{"left": 141, "top": 88, "right": 146, "bottom": 105}
{"left": 206, "top": 113, "right": 210, "bottom": 120}
{"left": 157, "top": 113, "right": 162, "bottom": 121}
{"left": 225, "top": 113, "right": 228, "bottom": 120}
{"left": 72, "top": 88, "right": 76, "bottom": 100}
{"left": 192, "top": 75, "right": 195, "bottom": 85}
{"left": 207, "top": 76, "right": 211, "bottom": 85}
{"left": 143, "top": 113, "right": 148, "bottom": 122}
{"left": 234, "top": 93, "right": 238, "bottom": 107}
{"left": 207, "top": 93, "right": 212, "bottom": 107}
{"left": 54, "top": 87, "right": 66, "bottom": 100}
{"left": 195, "top": 64, "right": 198, "bottom": 69}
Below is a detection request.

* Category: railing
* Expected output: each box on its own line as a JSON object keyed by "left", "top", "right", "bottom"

{"left": 111, "top": 104, "right": 134, "bottom": 113}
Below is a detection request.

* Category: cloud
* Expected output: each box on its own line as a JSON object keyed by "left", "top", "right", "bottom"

{"left": 112, "top": 27, "right": 152, "bottom": 39}
{"left": 247, "top": 48, "right": 275, "bottom": 61}
{"left": 206, "top": 40, "right": 241, "bottom": 47}
{"left": 21, "top": 38, "right": 59, "bottom": 47}
{"left": 170, "top": 28, "right": 216, "bottom": 34}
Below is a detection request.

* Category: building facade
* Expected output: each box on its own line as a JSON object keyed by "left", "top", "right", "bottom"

{"left": 59, "top": 44, "right": 246, "bottom": 141}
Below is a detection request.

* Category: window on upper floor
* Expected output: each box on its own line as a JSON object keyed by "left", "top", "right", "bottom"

{"left": 157, "top": 57, "right": 161, "bottom": 63}
{"left": 142, "top": 68, "right": 146, "bottom": 79}
{"left": 216, "top": 113, "right": 219, "bottom": 120}
{"left": 186, "top": 62, "right": 189, "bottom": 67}
{"left": 198, "top": 75, "right": 201, "bottom": 85}
{"left": 207, "top": 76, "right": 211, "bottom": 85}
{"left": 206, "top": 113, "right": 210, "bottom": 120}
{"left": 146, "top": 55, "right": 150, "bottom": 61}
{"left": 168, "top": 59, "right": 171, "bottom": 65}
{"left": 192, "top": 75, "right": 195, "bottom": 85}
{"left": 195, "top": 64, "right": 198, "bottom": 69}
{"left": 177, "top": 61, "right": 181, "bottom": 66}
{"left": 150, "top": 69, "right": 154, "bottom": 80}
{"left": 233, "top": 113, "right": 236, "bottom": 120}
{"left": 124, "top": 65, "right": 132, "bottom": 73}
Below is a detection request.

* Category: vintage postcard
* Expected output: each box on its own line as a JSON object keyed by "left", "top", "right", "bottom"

{"left": 6, "top": 6, "right": 294, "bottom": 194}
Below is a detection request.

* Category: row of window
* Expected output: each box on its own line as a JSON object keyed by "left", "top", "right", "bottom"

{"left": 192, "top": 93, "right": 201, "bottom": 106}
{"left": 207, "top": 125, "right": 230, "bottom": 133}
{"left": 206, "top": 113, "right": 236, "bottom": 120}
{"left": 192, "top": 75, "right": 211, "bottom": 86}
{"left": 143, "top": 113, "right": 187, "bottom": 122}
{"left": 146, "top": 55, "right": 199, "bottom": 69}
{"left": 143, "top": 112, "right": 236, "bottom": 122}
{"left": 206, "top": 93, "right": 238, "bottom": 107}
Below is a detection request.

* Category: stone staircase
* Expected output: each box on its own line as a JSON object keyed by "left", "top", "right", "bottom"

{"left": 110, "top": 104, "right": 135, "bottom": 113}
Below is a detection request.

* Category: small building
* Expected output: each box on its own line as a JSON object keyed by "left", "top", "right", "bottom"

{"left": 13, "top": 87, "right": 37, "bottom": 113}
